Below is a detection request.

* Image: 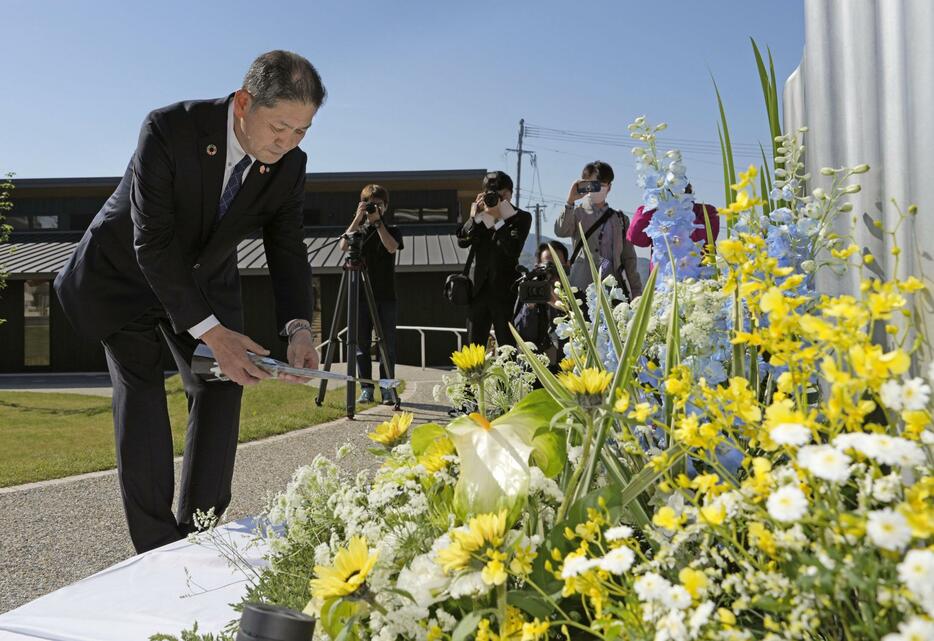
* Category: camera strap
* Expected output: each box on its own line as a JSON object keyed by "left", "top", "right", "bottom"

{"left": 461, "top": 245, "right": 476, "bottom": 277}
{"left": 569, "top": 207, "right": 615, "bottom": 265}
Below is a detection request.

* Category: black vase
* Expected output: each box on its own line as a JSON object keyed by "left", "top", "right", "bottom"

{"left": 236, "top": 603, "right": 316, "bottom": 641}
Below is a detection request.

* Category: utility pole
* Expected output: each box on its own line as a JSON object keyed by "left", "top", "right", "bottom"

{"left": 506, "top": 118, "right": 535, "bottom": 208}
{"left": 534, "top": 204, "right": 542, "bottom": 248}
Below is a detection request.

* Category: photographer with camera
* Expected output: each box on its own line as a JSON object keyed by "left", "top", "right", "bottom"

{"left": 456, "top": 171, "right": 532, "bottom": 347}
{"left": 514, "top": 241, "right": 570, "bottom": 372}
{"left": 554, "top": 161, "right": 643, "bottom": 307}
{"left": 339, "top": 184, "right": 402, "bottom": 405}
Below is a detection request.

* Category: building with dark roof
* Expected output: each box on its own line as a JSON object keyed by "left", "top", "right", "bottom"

{"left": 0, "top": 170, "right": 487, "bottom": 372}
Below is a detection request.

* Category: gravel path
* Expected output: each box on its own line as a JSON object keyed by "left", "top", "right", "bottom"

{"left": 0, "top": 366, "right": 451, "bottom": 613}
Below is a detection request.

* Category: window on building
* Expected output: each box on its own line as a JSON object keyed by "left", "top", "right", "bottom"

{"left": 24, "top": 279, "right": 51, "bottom": 367}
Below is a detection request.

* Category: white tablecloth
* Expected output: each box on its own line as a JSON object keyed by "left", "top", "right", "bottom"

{"left": 0, "top": 518, "right": 269, "bottom": 641}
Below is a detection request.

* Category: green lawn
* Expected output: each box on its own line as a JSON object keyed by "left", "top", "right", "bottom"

{"left": 0, "top": 375, "right": 396, "bottom": 487}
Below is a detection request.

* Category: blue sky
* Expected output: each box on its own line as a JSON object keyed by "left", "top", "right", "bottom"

{"left": 0, "top": 0, "right": 804, "bottom": 224}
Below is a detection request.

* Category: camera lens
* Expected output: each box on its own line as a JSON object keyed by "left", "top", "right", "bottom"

{"left": 482, "top": 191, "right": 500, "bottom": 208}
{"left": 364, "top": 203, "right": 378, "bottom": 214}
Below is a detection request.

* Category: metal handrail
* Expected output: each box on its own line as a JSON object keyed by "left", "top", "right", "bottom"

{"left": 315, "top": 325, "right": 467, "bottom": 369}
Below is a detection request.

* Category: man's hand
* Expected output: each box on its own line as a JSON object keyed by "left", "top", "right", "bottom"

{"left": 281, "top": 330, "right": 319, "bottom": 384}
{"left": 201, "top": 325, "right": 271, "bottom": 386}
{"left": 566, "top": 180, "right": 585, "bottom": 206}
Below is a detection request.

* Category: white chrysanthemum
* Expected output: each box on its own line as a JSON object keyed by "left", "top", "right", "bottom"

{"left": 634, "top": 572, "right": 672, "bottom": 602}
{"left": 664, "top": 585, "right": 693, "bottom": 610}
{"left": 797, "top": 445, "right": 852, "bottom": 483}
{"left": 598, "top": 546, "right": 635, "bottom": 574}
{"left": 895, "top": 616, "right": 934, "bottom": 641}
{"left": 880, "top": 379, "right": 904, "bottom": 411}
{"left": 866, "top": 509, "right": 912, "bottom": 551}
{"left": 561, "top": 554, "right": 599, "bottom": 579}
{"left": 604, "top": 525, "right": 634, "bottom": 541}
{"left": 834, "top": 433, "right": 925, "bottom": 467}
{"left": 901, "top": 377, "right": 931, "bottom": 411}
{"left": 770, "top": 422, "right": 811, "bottom": 447}
{"left": 871, "top": 473, "right": 901, "bottom": 504}
{"left": 767, "top": 484, "right": 808, "bottom": 523}
{"left": 898, "top": 549, "right": 934, "bottom": 597}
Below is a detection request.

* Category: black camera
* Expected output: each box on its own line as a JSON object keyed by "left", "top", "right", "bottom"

{"left": 482, "top": 190, "right": 501, "bottom": 208}
{"left": 364, "top": 202, "right": 379, "bottom": 215}
{"left": 517, "top": 262, "right": 558, "bottom": 305}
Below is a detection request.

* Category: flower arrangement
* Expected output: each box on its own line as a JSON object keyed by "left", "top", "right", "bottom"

{"left": 160, "top": 47, "right": 934, "bottom": 641}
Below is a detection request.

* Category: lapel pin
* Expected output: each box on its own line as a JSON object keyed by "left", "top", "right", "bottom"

{"left": 206, "top": 144, "right": 218, "bottom": 156}
{"left": 259, "top": 165, "right": 268, "bottom": 175}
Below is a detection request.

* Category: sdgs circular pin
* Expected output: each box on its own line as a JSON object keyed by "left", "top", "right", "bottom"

{"left": 206, "top": 144, "right": 218, "bottom": 156}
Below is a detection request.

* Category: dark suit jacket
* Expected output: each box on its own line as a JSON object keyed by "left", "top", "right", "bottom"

{"left": 456, "top": 208, "right": 532, "bottom": 302}
{"left": 54, "top": 95, "right": 313, "bottom": 342}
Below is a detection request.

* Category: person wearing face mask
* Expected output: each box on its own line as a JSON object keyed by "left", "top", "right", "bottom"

{"left": 339, "top": 184, "right": 403, "bottom": 405}
{"left": 554, "top": 161, "right": 643, "bottom": 303}
{"left": 456, "top": 171, "right": 532, "bottom": 347}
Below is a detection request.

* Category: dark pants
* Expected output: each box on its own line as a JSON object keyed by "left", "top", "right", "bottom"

{"left": 467, "top": 289, "right": 516, "bottom": 348}
{"left": 102, "top": 307, "right": 242, "bottom": 554}
{"left": 355, "top": 298, "right": 397, "bottom": 393}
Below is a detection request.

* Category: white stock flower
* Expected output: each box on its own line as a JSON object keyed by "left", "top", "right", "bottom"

{"left": 797, "top": 445, "right": 852, "bottom": 483}
{"left": 597, "top": 546, "right": 635, "bottom": 574}
{"left": 770, "top": 422, "right": 811, "bottom": 447}
{"left": 880, "top": 379, "right": 904, "bottom": 411}
{"left": 901, "top": 377, "right": 931, "bottom": 411}
{"left": 866, "top": 509, "right": 912, "bottom": 551}
{"left": 767, "top": 485, "right": 808, "bottom": 523}
{"left": 928, "top": 360, "right": 934, "bottom": 386}
{"left": 634, "top": 572, "right": 672, "bottom": 602}
{"left": 689, "top": 601, "right": 715, "bottom": 635}
{"left": 655, "top": 610, "right": 689, "bottom": 641}
{"left": 604, "top": 525, "right": 634, "bottom": 541}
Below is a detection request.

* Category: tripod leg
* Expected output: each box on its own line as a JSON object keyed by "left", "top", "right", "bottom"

{"left": 346, "top": 269, "right": 360, "bottom": 419}
{"left": 316, "top": 271, "right": 348, "bottom": 407}
{"left": 361, "top": 270, "right": 400, "bottom": 409}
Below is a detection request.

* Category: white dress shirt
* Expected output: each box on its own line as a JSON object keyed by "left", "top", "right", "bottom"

{"left": 188, "top": 101, "right": 253, "bottom": 339}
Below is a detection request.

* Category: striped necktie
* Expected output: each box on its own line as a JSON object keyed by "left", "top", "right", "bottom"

{"left": 217, "top": 154, "right": 252, "bottom": 220}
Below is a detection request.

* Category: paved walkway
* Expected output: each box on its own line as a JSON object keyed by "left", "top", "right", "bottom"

{"left": 0, "top": 365, "right": 453, "bottom": 614}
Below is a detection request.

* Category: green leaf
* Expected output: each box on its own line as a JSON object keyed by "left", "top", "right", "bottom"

{"left": 507, "top": 589, "right": 554, "bottom": 619}
{"left": 617, "top": 443, "right": 687, "bottom": 510}
{"left": 452, "top": 608, "right": 496, "bottom": 641}
{"left": 531, "top": 426, "right": 566, "bottom": 478}
{"left": 610, "top": 264, "right": 658, "bottom": 396}
{"left": 579, "top": 234, "right": 624, "bottom": 358}
{"left": 510, "top": 325, "right": 574, "bottom": 406}
{"left": 410, "top": 422, "right": 447, "bottom": 457}
{"left": 320, "top": 598, "right": 362, "bottom": 640}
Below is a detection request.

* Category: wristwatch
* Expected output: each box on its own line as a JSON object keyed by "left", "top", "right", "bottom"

{"left": 286, "top": 319, "right": 313, "bottom": 342}
{"left": 371, "top": 219, "right": 383, "bottom": 228}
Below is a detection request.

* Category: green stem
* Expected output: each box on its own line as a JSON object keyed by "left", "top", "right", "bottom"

{"left": 496, "top": 583, "right": 507, "bottom": 637}
{"left": 476, "top": 376, "right": 487, "bottom": 420}
{"left": 557, "top": 413, "right": 595, "bottom": 522}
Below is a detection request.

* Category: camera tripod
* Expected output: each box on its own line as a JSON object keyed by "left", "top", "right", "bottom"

{"left": 315, "top": 230, "right": 400, "bottom": 418}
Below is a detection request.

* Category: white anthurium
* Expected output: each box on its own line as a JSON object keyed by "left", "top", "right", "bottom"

{"left": 447, "top": 389, "right": 561, "bottom": 523}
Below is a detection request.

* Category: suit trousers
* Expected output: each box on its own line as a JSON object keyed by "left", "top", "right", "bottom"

{"left": 467, "top": 287, "right": 517, "bottom": 348}
{"left": 101, "top": 307, "right": 242, "bottom": 553}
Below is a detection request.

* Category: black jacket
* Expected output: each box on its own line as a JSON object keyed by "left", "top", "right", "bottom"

{"left": 456, "top": 208, "right": 532, "bottom": 302}
{"left": 54, "top": 95, "right": 313, "bottom": 342}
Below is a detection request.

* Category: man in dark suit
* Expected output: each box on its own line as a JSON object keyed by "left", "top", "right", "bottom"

{"left": 53, "top": 50, "right": 325, "bottom": 553}
{"left": 456, "top": 171, "right": 532, "bottom": 347}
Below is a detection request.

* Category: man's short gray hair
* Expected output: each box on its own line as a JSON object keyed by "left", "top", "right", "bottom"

{"left": 242, "top": 50, "right": 327, "bottom": 109}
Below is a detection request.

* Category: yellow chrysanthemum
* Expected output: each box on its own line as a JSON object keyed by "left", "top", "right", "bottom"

{"left": 559, "top": 357, "right": 576, "bottom": 372}
{"left": 310, "top": 536, "right": 378, "bottom": 600}
{"left": 450, "top": 343, "right": 488, "bottom": 376}
{"left": 367, "top": 411, "right": 413, "bottom": 445}
{"left": 417, "top": 435, "right": 455, "bottom": 473}
{"left": 435, "top": 510, "right": 508, "bottom": 574}
{"left": 559, "top": 367, "right": 612, "bottom": 401}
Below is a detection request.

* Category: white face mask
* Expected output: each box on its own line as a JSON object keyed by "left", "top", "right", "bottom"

{"left": 593, "top": 185, "right": 610, "bottom": 204}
